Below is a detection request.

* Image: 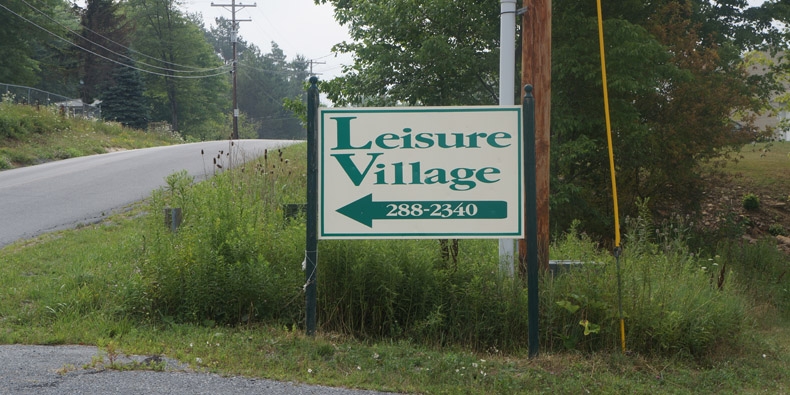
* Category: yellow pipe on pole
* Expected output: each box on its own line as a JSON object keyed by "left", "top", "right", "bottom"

{"left": 596, "top": 0, "right": 626, "bottom": 353}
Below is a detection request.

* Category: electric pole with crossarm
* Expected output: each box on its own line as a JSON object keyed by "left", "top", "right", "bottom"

{"left": 211, "top": 1, "right": 256, "bottom": 139}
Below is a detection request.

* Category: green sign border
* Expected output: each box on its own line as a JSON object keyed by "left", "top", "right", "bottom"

{"left": 319, "top": 106, "right": 523, "bottom": 239}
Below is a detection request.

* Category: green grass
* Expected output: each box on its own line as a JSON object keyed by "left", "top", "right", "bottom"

{"left": 0, "top": 139, "right": 788, "bottom": 392}
{"left": 0, "top": 101, "right": 182, "bottom": 169}
{"left": 724, "top": 141, "right": 790, "bottom": 197}
{"left": 1, "top": 223, "right": 787, "bottom": 395}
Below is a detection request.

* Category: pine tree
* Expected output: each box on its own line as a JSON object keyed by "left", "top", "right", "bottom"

{"left": 101, "top": 56, "right": 149, "bottom": 130}
{"left": 79, "top": 0, "right": 130, "bottom": 103}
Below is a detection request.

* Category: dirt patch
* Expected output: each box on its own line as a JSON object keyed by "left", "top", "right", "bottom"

{"left": 698, "top": 170, "right": 790, "bottom": 255}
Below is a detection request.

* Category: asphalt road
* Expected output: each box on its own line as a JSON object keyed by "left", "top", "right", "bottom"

{"left": 0, "top": 345, "right": 395, "bottom": 395}
{"left": 0, "top": 140, "right": 294, "bottom": 248}
{"left": 0, "top": 140, "right": 401, "bottom": 394}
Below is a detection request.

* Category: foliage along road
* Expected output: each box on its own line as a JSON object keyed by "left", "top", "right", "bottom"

{"left": 0, "top": 140, "right": 296, "bottom": 248}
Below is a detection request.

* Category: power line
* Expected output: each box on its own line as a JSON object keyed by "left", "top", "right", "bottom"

{"left": 307, "top": 59, "right": 326, "bottom": 75}
{"left": 312, "top": 53, "right": 336, "bottom": 60}
{"left": 212, "top": 0, "right": 257, "bottom": 139}
{"left": 22, "top": 0, "right": 226, "bottom": 74}
{"left": 0, "top": 3, "right": 230, "bottom": 79}
{"left": 236, "top": 66, "right": 301, "bottom": 106}
{"left": 313, "top": 64, "right": 344, "bottom": 74}
{"left": 237, "top": 62, "right": 308, "bottom": 76}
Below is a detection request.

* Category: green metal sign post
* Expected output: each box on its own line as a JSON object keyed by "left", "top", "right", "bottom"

{"left": 305, "top": 76, "right": 319, "bottom": 336}
{"left": 304, "top": 79, "right": 533, "bottom": 343}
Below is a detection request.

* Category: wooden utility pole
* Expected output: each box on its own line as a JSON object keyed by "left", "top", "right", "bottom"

{"left": 211, "top": 1, "right": 256, "bottom": 139}
{"left": 520, "top": 0, "right": 551, "bottom": 275}
{"left": 308, "top": 59, "right": 326, "bottom": 75}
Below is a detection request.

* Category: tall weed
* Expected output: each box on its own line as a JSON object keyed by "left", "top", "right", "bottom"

{"left": 318, "top": 238, "right": 530, "bottom": 350}
{"left": 718, "top": 239, "right": 790, "bottom": 321}
{"left": 128, "top": 143, "right": 753, "bottom": 358}
{"left": 129, "top": 145, "right": 306, "bottom": 325}
{"left": 617, "top": 210, "right": 747, "bottom": 354}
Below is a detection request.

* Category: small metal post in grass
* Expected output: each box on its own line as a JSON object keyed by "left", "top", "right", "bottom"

{"left": 305, "top": 76, "right": 319, "bottom": 336}
{"left": 164, "top": 207, "right": 182, "bottom": 232}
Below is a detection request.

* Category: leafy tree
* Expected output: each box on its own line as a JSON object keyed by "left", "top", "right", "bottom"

{"left": 236, "top": 43, "right": 309, "bottom": 139}
{"left": 204, "top": 16, "right": 309, "bottom": 139}
{"left": 31, "top": 1, "right": 82, "bottom": 98}
{"left": 742, "top": 1, "right": 790, "bottom": 136}
{"left": 320, "top": 0, "right": 768, "bottom": 241}
{"left": 550, "top": 0, "right": 762, "bottom": 238}
{"left": 203, "top": 15, "right": 309, "bottom": 140}
{"left": 0, "top": 0, "right": 64, "bottom": 86}
{"left": 204, "top": 16, "right": 252, "bottom": 65}
{"left": 315, "top": 0, "right": 501, "bottom": 106}
{"left": 124, "top": 0, "right": 229, "bottom": 136}
{"left": 100, "top": 54, "right": 149, "bottom": 129}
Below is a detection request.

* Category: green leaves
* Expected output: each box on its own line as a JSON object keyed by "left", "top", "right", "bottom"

{"left": 579, "top": 320, "right": 600, "bottom": 336}
{"left": 556, "top": 300, "right": 580, "bottom": 314}
{"left": 551, "top": 0, "right": 763, "bottom": 238}
{"left": 318, "top": 0, "right": 500, "bottom": 106}
{"left": 125, "top": 0, "right": 229, "bottom": 135}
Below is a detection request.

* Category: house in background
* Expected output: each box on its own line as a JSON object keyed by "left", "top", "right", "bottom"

{"left": 2, "top": 83, "right": 101, "bottom": 120}
{"left": 745, "top": 51, "right": 790, "bottom": 142}
{"left": 52, "top": 98, "right": 101, "bottom": 119}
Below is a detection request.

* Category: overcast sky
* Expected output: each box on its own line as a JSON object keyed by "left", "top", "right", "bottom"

{"left": 179, "top": 0, "right": 352, "bottom": 79}
{"left": 180, "top": 0, "right": 769, "bottom": 81}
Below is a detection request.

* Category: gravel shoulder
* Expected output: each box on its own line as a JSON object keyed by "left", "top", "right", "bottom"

{"left": 0, "top": 345, "right": 398, "bottom": 395}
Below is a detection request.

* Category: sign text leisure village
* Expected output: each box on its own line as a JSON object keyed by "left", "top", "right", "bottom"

{"left": 318, "top": 106, "right": 524, "bottom": 239}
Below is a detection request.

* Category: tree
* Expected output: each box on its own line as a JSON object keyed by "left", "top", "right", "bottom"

{"left": 315, "top": 0, "right": 501, "bottom": 107}
{"left": 79, "top": 0, "right": 131, "bottom": 103}
{"left": 205, "top": 16, "right": 252, "bottom": 65}
{"left": 204, "top": 16, "right": 310, "bottom": 140}
{"left": 742, "top": 1, "right": 790, "bottom": 137}
{"left": 32, "top": 1, "right": 82, "bottom": 98}
{"left": 236, "top": 43, "right": 309, "bottom": 139}
{"left": 549, "top": 0, "right": 763, "bottom": 238}
{"left": 100, "top": 54, "right": 148, "bottom": 129}
{"left": 0, "top": 0, "right": 64, "bottom": 86}
{"left": 125, "top": 0, "right": 229, "bottom": 136}
{"left": 320, "top": 0, "right": 767, "bottom": 241}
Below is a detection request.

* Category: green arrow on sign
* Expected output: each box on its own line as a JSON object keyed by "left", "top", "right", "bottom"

{"left": 336, "top": 194, "right": 508, "bottom": 228}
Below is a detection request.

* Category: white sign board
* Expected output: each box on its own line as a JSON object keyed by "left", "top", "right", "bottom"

{"left": 319, "top": 106, "right": 523, "bottom": 239}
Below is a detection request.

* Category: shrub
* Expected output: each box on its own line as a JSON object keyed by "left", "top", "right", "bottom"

{"left": 129, "top": 144, "right": 752, "bottom": 357}
{"left": 542, "top": 222, "right": 747, "bottom": 355}
{"left": 718, "top": 240, "right": 790, "bottom": 319}
{"left": 129, "top": 145, "right": 306, "bottom": 325}
{"left": 768, "top": 223, "right": 786, "bottom": 236}
{"left": 742, "top": 193, "right": 760, "bottom": 210}
{"left": 0, "top": 155, "right": 11, "bottom": 170}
